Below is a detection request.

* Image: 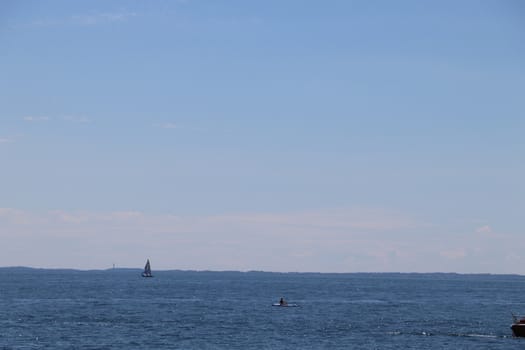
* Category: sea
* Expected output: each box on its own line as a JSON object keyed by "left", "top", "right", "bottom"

{"left": 1, "top": 269, "right": 524, "bottom": 349}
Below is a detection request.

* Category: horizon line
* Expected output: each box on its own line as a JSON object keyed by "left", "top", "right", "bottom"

{"left": 0, "top": 266, "right": 523, "bottom": 277}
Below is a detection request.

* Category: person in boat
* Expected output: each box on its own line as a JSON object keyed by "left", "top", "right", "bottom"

{"left": 279, "top": 297, "right": 287, "bottom": 306}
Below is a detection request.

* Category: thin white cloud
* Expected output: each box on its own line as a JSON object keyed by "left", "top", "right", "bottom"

{"left": 0, "top": 136, "right": 13, "bottom": 143}
{"left": 1, "top": 207, "right": 521, "bottom": 273}
{"left": 70, "top": 12, "right": 137, "bottom": 26}
{"left": 475, "top": 225, "right": 492, "bottom": 234}
{"left": 17, "top": 11, "right": 138, "bottom": 29}
{"left": 217, "top": 208, "right": 422, "bottom": 232}
{"left": 21, "top": 115, "right": 92, "bottom": 124}
{"left": 22, "top": 116, "right": 49, "bottom": 122}
{"left": 474, "top": 225, "right": 504, "bottom": 239}
{"left": 0, "top": 208, "right": 38, "bottom": 225}
{"left": 0, "top": 134, "right": 23, "bottom": 144}
{"left": 0, "top": 207, "right": 424, "bottom": 271}
{"left": 51, "top": 210, "right": 143, "bottom": 224}
{"left": 155, "top": 122, "right": 178, "bottom": 129}
{"left": 440, "top": 249, "right": 467, "bottom": 260}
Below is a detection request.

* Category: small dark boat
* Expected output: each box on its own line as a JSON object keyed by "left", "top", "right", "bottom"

{"left": 511, "top": 314, "right": 525, "bottom": 337}
{"left": 272, "top": 297, "right": 298, "bottom": 307}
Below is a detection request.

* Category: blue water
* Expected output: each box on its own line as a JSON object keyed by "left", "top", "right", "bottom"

{"left": 1, "top": 269, "right": 524, "bottom": 349}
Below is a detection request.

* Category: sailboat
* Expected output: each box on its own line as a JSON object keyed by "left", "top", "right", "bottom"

{"left": 141, "top": 259, "right": 153, "bottom": 277}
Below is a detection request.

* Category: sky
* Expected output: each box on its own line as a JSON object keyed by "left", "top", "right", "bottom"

{"left": 0, "top": 0, "right": 524, "bottom": 273}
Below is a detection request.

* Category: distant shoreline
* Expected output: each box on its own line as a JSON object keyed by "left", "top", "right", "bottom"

{"left": 0, "top": 266, "right": 523, "bottom": 277}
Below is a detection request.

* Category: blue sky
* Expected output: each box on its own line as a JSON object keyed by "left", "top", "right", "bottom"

{"left": 1, "top": 0, "right": 524, "bottom": 273}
